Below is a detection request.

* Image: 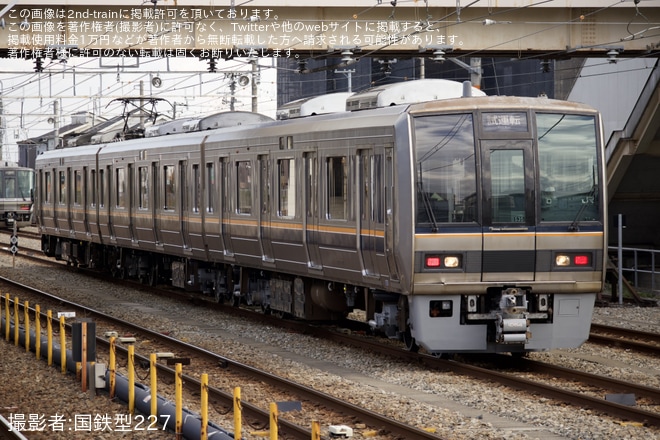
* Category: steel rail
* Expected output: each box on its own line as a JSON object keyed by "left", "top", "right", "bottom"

{"left": 0, "top": 276, "right": 445, "bottom": 440}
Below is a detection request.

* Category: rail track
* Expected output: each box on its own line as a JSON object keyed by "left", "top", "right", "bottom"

{"left": 0, "top": 276, "right": 445, "bottom": 440}
{"left": 589, "top": 323, "right": 660, "bottom": 356}
{"left": 2, "top": 229, "right": 660, "bottom": 430}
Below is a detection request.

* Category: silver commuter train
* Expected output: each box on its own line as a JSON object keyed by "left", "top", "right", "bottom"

{"left": 35, "top": 80, "right": 606, "bottom": 355}
{"left": 0, "top": 161, "right": 35, "bottom": 229}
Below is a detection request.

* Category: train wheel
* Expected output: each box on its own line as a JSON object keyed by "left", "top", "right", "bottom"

{"left": 403, "top": 327, "right": 419, "bottom": 353}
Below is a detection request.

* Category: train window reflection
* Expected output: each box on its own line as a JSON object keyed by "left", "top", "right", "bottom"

{"left": 193, "top": 164, "right": 200, "bottom": 214}
{"left": 44, "top": 172, "right": 51, "bottom": 204}
{"left": 74, "top": 170, "right": 82, "bottom": 206}
{"left": 206, "top": 162, "right": 215, "bottom": 214}
{"left": 278, "top": 159, "right": 295, "bottom": 218}
{"left": 537, "top": 113, "right": 599, "bottom": 222}
{"left": 164, "top": 165, "right": 176, "bottom": 211}
{"left": 327, "top": 156, "right": 347, "bottom": 220}
{"left": 414, "top": 114, "right": 477, "bottom": 227}
{"left": 139, "top": 166, "right": 149, "bottom": 210}
{"left": 236, "top": 161, "right": 252, "bottom": 215}
{"left": 115, "top": 168, "right": 126, "bottom": 208}
{"left": 58, "top": 171, "right": 66, "bottom": 205}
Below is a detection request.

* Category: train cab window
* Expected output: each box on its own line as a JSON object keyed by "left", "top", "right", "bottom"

{"left": 58, "top": 171, "right": 67, "bottom": 205}
{"left": 164, "top": 165, "right": 176, "bottom": 211}
{"left": 74, "top": 170, "right": 82, "bottom": 205}
{"left": 236, "top": 161, "right": 252, "bottom": 215}
{"left": 138, "top": 166, "right": 149, "bottom": 210}
{"left": 4, "top": 175, "right": 14, "bottom": 198}
{"left": 536, "top": 113, "right": 599, "bottom": 222}
{"left": 206, "top": 162, "right": 215, "bottom": 213}
{"left": 413, "top": 114, "right": 477, "bottom": 226}
{"left": 115, "top": 168, "right": 126, "bottom": 208}
{"left": 278, "top": 159, "right": 295, "bottom": 218}
{"left": 326, "top": 156, "right": 348, "bottom": 220}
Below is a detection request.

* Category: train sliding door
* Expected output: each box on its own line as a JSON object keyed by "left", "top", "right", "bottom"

{"left": 303, "top": 151, "right": 322, "bottom": 270}
{"left": 480, "top": 140, "right": 536, "bottom": 282}
{"left": 357, "top": 148, "right": 384, "bottom": 278}
{"left": 258, "top": 154, "right": 275, "bottom": 263}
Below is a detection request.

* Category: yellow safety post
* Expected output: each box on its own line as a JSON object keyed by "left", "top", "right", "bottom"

{"left": 35, "top": 305, "right": 40, "bottom": 360}
{"left": 109, "top": 337, "right": 116, "bottom": 399}
{"left": 269, "top": 402, "right": 278, "bottom": 440}
{"left": 150, "top": 354, "right": 158, "bottom": 417}
{"left": 175, "top": 363, "right": 183, "bottom": 440}
{"left": 13, "top": 297, "right": 18, "bottom": 346}
{"left": 59, "top": 315, "right": 66, "bottom": 374}
{"left": 47, "top": 310, "right": 53, "bottom": 366}
{"left": 311, "top": 421, "right": 321, "bottom": 440}
{"left": 233, "top": 387, "right": 242, "bottom": 440}
{"left": 24, "top": 300, "right": 29, "bottom": 352}
{"left": 81, "top": 321, "right": 87, "bottom": 393}
{"left": 200, "top": 373, "right": 208, "bottom": 440}
{"left": 128, "top": 344, "right": 135, "bottom": 414}
{"left": 4, "top": 294, "right": 9, "bottom": 341}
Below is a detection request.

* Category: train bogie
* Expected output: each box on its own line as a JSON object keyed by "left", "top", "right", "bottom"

{"left": 35, "top": 80, "right": 607, "bottom": 355}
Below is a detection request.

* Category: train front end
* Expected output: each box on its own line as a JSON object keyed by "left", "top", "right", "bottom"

{"left": 407, "top": 98, "right": 606, "bottom": 355}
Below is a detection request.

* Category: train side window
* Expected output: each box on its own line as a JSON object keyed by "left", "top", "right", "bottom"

{"left": 74, "top": 170, "right": 82, "bottom": 206}
{"left": 327, "top": 156, "right": 347, "bottom": 220}
{"left": 44, "top": 171, "right": 52, "bottom": 204}
{"left": 58, "top": 170, "right": 66, "bottom": 205}
{"left": 278, "top": 159, "right": 295, "bottom": 218}
{"left": 236, "top": 160, "right": 252, "bottom": 215}
{"left": 115, "top": 168, "right": 126, "bottom": 209}
{"left": 164, "top": 165, "right": 176, "bottom": 211}
{"left": 138, "top": 166, "right": 149, "bottom": 210}
{"left": 206, "top": 162, "right": 215, "bottom": 214}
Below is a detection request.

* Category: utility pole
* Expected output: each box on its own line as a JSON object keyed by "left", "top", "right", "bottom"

{"left": 334, "top": 69, "right": 355, "bottom": 93}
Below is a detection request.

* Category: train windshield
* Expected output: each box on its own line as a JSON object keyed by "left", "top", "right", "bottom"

{"left": 413, "top": 111, "right": 600, "bottom": 230}
{"left": 1, "top": 169, "right": 34, "bottom": 200}
{"left": 414, "top": 113, "right": 478, "bottom": 227}
{"left": 537, "top": 113, "right": 599, "bottom": 223}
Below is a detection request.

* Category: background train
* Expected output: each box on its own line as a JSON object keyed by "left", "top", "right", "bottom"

{"left": 0, "top": 161, "right": 35, "bottom": 230}
{"left": 34, "top": 79, "right": 607, "bottom": 355}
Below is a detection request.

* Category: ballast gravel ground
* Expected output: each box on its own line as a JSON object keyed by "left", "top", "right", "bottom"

{"left": 0, "top": 245, "right": 659, "bottom": 440}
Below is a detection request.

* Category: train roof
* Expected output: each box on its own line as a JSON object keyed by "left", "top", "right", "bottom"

{"left": 198, "top": 111, "right": 273, "bottom": 130}
{"left": 276, "top": 92, "right": 354, "bottom": 120}
{"left": 346, "top": 79, "right": 486, "bottom": 110}
{"left": 144, "top": 117, "right": 198, "bottom": 137}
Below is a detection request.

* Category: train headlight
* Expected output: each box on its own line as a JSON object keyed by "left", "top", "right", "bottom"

{"left": 444, "top": 256, "right": 460, "bottom": 268}
{"left": 555, "top": 255, "right": 571, "bottom": 266}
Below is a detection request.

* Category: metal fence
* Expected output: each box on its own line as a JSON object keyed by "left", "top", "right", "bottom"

{"left": 609, "top": 246, "right": 660, "bottom": 293}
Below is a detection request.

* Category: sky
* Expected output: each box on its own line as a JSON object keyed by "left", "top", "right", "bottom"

{"left": 0, "top": 55, "right": 279, "bottom": 163}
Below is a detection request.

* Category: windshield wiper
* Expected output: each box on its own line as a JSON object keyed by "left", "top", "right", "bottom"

{"left": 568, "top": 185, "right": 596, "bottom": 232}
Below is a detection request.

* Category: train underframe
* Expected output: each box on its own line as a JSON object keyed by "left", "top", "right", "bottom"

{"left": 43, "top": 235, "right": 588, "bottom": 354}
